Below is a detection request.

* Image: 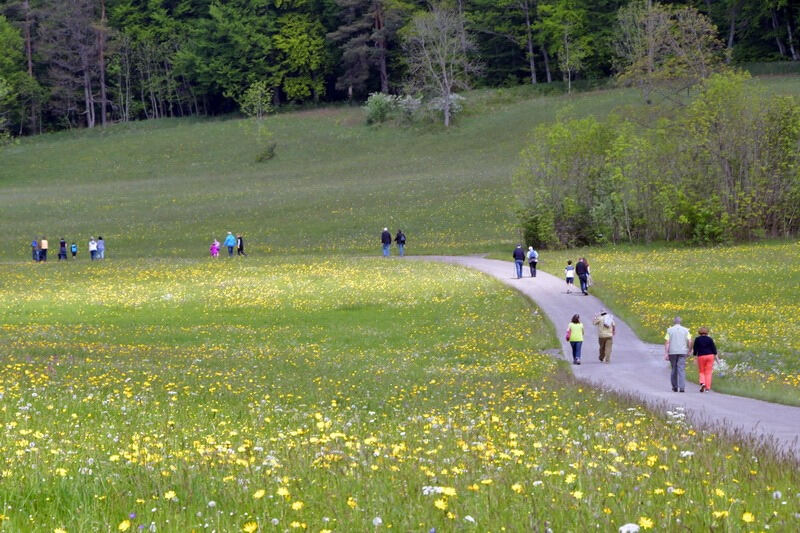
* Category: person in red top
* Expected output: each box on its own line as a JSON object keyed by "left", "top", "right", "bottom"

{"left": 692, "top": 326, "right": 720, "bottom": 392}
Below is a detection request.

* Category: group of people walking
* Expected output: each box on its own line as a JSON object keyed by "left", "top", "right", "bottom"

{"left": 31, "top": 236, "right": 105, "bottom": 261}
{"left": 565, "top": 310, "right": 616, "bottom": 365}
{"left": 210, "top": 232, "right": 247, "bottom": 258}
{"left": 564, "top": 312, "right": 720, "bottom": 393}
{"left": 512, "top": 245, "right": 539, "bottom": 278}
{"left": 565, "top": 257, "right": 591, "bottom": 295}
{"left": 381, "top": 228, "right": 407, "bottom": 257}
{"left": 665, "top": 317, "right": 720, "bottom": 393}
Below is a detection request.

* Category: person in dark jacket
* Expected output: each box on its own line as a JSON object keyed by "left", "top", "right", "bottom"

{"left": 394, "top": 230, "right": 406, "bottom": 256}
{"left": 692, "top": 327, "right": 719, "bottom": 393}
{"left": 512, "top": 245, "right": 525, "bottom": 278}
{"left": 237, "top": 234, "right": 247, "bottom": 256}
{"left": 575, "top": 258, "right": 589, "bottom": 295}
{"left": 381, "top": 228, "right": 392, "bottom": 257}
{"left": 58, "top": 238, "right": 67, "bottom": 260}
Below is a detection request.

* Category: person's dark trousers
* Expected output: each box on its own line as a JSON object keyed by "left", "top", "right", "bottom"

{"left": 578, "top": 274, "right": 588, "bottom": 294}
{"left": 58, "top": 252, "right": 66, "bottom": 260}
{"left": 570, "top": 341, "right": 583, "bottom": 363}
{"left": 529, "top": 262, "right": 537, "bottom": 277}
{"left": 90, "top": 250, "right": 96, "bottom": 261}
{"left": 40, "top": 249, "right": 47, "bottom": 262}
{"left": 238, "top": 249, "right": 246, "bottom": 256}
{"left": 669, "top": 354, "right": 687, "bottom": 391}
{"left": 514, "top": 260, "right": 523, "bottom": 278}
{"left": 228, "top": 246, "right": 234, "bottom": 257}
{"left": 33, "top": 250, "right": 38, "bottom": 262}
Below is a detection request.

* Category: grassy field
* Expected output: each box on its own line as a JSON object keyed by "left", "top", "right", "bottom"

{"left": 0, "top": 258, "right": 798, "bottom": 531}
{"left": 535, "top": 241, "right": 800, "bottom": 405}
{"left": 2, "top": 76, "right": 800, "bottom": 260}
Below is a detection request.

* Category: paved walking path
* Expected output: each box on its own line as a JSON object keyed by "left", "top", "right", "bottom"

{"left": 418, "top": 256, "right": 800, "bottom": 460}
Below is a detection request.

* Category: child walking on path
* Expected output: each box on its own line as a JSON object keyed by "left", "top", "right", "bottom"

{"left": 210, "top": 239, "right": 220, "bottom": 258}
{"left": 564, "top": 260, "right": 575, "bottom": 293}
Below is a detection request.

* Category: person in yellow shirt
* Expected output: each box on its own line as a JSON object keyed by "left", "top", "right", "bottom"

{"left": 566, "top": 314, "right": 584, "bottom": 365}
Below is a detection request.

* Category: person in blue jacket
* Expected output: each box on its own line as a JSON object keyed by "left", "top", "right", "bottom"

{"left": 223, "top": 232, "right": 237, "bottom": 257}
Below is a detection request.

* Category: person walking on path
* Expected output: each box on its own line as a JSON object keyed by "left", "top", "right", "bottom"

{"left": 566, "top": 314, "right": 584, "bottom": 364}
{"left": 237, "top": 234, "right": 247, "bottom": 256}
{"left": 381, "top": 228, "right": 392, "bottom": 257}
{"left": 693, "top": 327, "right": 720, "bottom": 393}
{"left": 70, "top": 242, "right": 78, "bottom": 258}
{"left": 512, "top": 245, "right": 525, "bottom": 279}
{"left": 395, "top": 230, "right": 406, "bottom": 257}
{"left": 39, "top": 237, "right": 49, "bottom": 262}
{"left": 97, "top": 236, "right": 105, "bottom": 259}
{"left": 210, "top": 239, "right": 220, "bottom": 258}
{"left": 31, "top": 238, "right": 39, "bottom": 262}
{"left": 58, "top": 238, "right": 67, "bottom": 261}
{"left": 664, "top": 317, "right": 692, "bottom": 393}
{"left": 564, "top": 260, "right": 575, "bottom": 293}
{"left": 575, "top": 257, "right": 589, "bottom": 295}
{"left": 88, "top": 237, "right": 98, "bottom": 261}
{"left": 592, "top": 310, "right": 616, "bottom": 363}
{"left": 527, "top": 246, "right": 539, "bottom": 277}
{"left": 223, "top": 232, "right": 236, "bottom": 257}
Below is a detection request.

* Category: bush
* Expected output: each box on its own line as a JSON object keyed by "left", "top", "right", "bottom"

{"left": 363, "top": 92, "right": 397, "bottom": 125}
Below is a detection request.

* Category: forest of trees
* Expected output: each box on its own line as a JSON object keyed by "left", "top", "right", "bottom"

{"left": 1, "top": 0, "right": 800, "bottom": 136}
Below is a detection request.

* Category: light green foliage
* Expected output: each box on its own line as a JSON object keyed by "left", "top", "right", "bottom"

{"left": 363, "top": 91, "right": 396, "bottom": 124}
{"left": 274, "top": 13, "right": 328, "bottom": 101}
{"left": 537, "top": 0, "right": 591, "bottom": 92}
{"left": 516, "top": 71, "right": 800, "bottom": 245}
{"left": 238, "top": 81, "right": 274, "bottom": 119}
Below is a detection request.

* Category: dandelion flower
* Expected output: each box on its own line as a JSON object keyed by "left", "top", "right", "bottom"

{"left": 242, "top": 522, "right": 258, "bottom": 533}
{"left": 163, "top": 490, "right": 176, "bottom": 501}
{"left": 434, "top": 498, "right": 447, "bottom": 510}
{"left": 253, "top": 489, "right": 265, "bottom": 499}
{"left": 511, "top": 483, "right": 523, "bottom": 494}
{"left": 742, "top": 512, "right": 755, "bottom": 523}
{"left": 291, "top": 501, "right": 304, "bottom": 511}
{"left": 637, "top": 516, "right": 654, "bottom": 530}
{"left": 118, "top": 520, "right": 131, "bottom": 532}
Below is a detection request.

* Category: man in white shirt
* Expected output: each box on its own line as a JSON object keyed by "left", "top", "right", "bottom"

{"left": 664, "top": 317, "right": 692, "bottom": 392}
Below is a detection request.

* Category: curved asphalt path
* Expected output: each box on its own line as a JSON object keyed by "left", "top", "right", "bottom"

{"left": 417, "top": 256, "right": 800, "bottom": 460}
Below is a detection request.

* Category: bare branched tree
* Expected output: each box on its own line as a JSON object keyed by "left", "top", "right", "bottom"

{"left": 402, "top": 4, "right": 481, "bottom": 127}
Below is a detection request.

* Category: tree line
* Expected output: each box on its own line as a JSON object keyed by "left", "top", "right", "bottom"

{"left": 1, "top": 0, "right": 800, "bottom": 136}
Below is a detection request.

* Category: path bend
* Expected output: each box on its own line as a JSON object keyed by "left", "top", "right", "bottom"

{"left": 416, "top": 255, "right": 800, "bottom": 460}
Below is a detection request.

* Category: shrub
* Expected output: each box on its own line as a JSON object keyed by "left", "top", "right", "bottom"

{"left": 363, "top": 92, "right": 397, "bottom": 125}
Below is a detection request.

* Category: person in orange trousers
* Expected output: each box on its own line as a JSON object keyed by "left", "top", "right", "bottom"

{"left": 692, "top": 327, "right": 720, "bottom": 392}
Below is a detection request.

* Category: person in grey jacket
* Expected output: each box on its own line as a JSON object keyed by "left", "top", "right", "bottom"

{"left": 664, "top": 317, "right": 692, "bottom": 393}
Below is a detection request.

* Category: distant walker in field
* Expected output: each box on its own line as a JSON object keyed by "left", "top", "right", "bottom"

{"left": 664, "top": 317, "right": 692, "bottom": 393}
{"left": 564, "top": 260, "right": 575, "bottom": 292}
{"left": 97, "top": 236, "right": 106, "bottom": 259}
{"left": 527, "top": 246, "right": 539, "bottom": 277}
{"left": 237, "top": 234, "right": 247, "bottom": 256}
{"left": 512, "top": 244, "right": 525, "bottom": 278}
{"left": 58, "top": 238, "right": 67, "bottom": 261}
{"left": 394, "top": 230, "right": 406, "bottom": 257}
{"left": 31, "top": 238, "right": 39, "bottom": 262}
{"left": 39, "top": 237, "right": 49, "bottom": 262}
{"left": 223, "top": 232, "right": 236, "bottom": 257}
{"left": 575, "top": 257, "right": 589, "bottom": 295}
{"left": 210, "top": 239, "right": 220, "bottom": 258}
{"left": 381, "top": 228, "right": 392, "bottom": 257}
{"left": 88, "top": 237, "right": 98, "bottom": 261}
{"left": 593, "top": 310, "right": 616, "bottom": 363}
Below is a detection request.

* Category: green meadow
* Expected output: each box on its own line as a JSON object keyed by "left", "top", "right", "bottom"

{"left": 2, "top": 78, "right": 800, "bottom": 531}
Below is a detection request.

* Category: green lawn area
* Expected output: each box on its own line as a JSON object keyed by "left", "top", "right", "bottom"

{"left": 536, "top": 240, "right": 800, "bottom": 405}
{"left": 3, "top": 76, "right": 800, "bottom": 260}
{"left": 0, "top": 258, "right": 797, "bottom": 531}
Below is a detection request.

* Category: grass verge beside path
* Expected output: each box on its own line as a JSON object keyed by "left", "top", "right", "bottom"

{"left": 0, "top": 258, "right": 798, "bottom": 530}
{"left": 533, "top": 240, "right": 800, "bottom": 406}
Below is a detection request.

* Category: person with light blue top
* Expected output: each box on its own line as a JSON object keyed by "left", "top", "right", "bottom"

{"left": 223, "top": 231, "right": 236, "bottom": 257}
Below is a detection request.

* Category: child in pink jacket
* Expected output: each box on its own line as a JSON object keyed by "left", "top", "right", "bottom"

{"left": 210, "top": 239, "right": 220, "bottom": 258}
